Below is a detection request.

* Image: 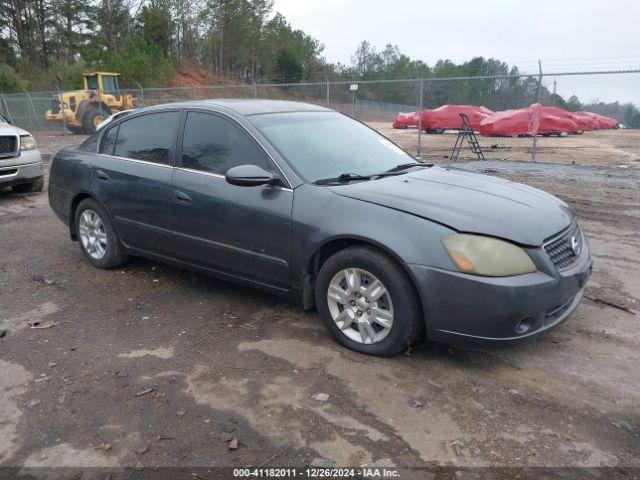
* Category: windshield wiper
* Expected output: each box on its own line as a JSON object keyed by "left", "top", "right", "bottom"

{"left": 314, "top": 163, "right": 434, "bottom": 185}
{"left": 314, "top": 173, "right": 372, "bottom": 185}
{"left": 366, "top": 162, "right": 435, "bottom": 179}
{"left": 384, "top": 162, "right": 434, "bottom": 173}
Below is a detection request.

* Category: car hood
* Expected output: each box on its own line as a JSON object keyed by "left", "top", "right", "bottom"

{"left": 0, "top": 122, "right": 30, "bottom": 136}
{"left": 328, "top": 166, "right": 574, "bottom": 246}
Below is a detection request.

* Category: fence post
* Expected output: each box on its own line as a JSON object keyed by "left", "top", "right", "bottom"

{"left": 136, "top": 82, "right": 144, "bottom": 107}
{"left": 98, "top": 88, "right": 104, "bottom": 124}
{"left": 58, "top": 88, "right": 67, "bottom": 133}
{"left": 531, "top": 60, "right": 543, "bottom": 162}
{"left": 23, "top": 88, "right": 40, "bottom": 130}
{"left": 325, "top": 74, "right": 330, "bottom": 107}
{"left": 417, "top": 78, "right": 424, "bottom": 159}
{"left": 192, "top": 84, "right": 197, "bottom": 100}
{"left": 250, "top": 77, "right": 257, "bottom": 99}
{"left": 1, "top": 94, "right": 14, "bottom": 126}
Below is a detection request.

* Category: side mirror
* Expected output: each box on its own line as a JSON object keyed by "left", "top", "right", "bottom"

{"left": 225, "top": 164, "right": 275, "bottom": 187}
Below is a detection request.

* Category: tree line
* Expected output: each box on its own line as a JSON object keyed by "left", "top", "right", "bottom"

{"left": 0, "top": 1, "right": 637, "bottom": 126}
{"left": 345, "top": 42, "right": 640, "bottom": 127}
{"left": 0, "top": 0, "right": 326, "bottom": 88}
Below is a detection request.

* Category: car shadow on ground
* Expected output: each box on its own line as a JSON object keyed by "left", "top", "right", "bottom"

{"left": 120, "top": 255, "right": 532, "bottom": 373}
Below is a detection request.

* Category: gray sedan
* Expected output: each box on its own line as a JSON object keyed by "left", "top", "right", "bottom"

{"left": 48, "top": 100, "right": 592, "bottom": 356}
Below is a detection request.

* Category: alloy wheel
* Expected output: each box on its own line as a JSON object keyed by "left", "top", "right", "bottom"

{"left": 78, "top": 209, "right": 107, "bottom": 260}
{"left": 326, "top": 268, "right": 394, "bottom": 344}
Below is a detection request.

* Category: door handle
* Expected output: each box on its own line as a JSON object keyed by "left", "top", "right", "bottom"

{"left": 173, "top": 190, "right": 193, "bottom": 205}
{"left": 95, "top": 170, "right": 109, "bottom": 180}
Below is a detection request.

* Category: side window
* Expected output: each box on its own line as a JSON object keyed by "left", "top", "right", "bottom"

{"left": 99, "top": 125, "right": 118, "bottom": 155}
{"left": 181, "top": 112, "right": 271, "bottom": 175}
{"left": 114, "top": 112, "right": 179, "bottom": 165}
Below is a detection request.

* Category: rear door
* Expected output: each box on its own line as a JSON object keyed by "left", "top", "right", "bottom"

{"left": 93, "top": 110, "right": 180, "bottom": 255}
{"left": 169, "top": 110, "right": 293, "bottom": 290}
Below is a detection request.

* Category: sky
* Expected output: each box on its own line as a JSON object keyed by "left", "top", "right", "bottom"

{"left": 272, "top": 0, "right": 640, "bottom": 104}
{"left": 272, "top": 0, "right": 640, "bottom": 71}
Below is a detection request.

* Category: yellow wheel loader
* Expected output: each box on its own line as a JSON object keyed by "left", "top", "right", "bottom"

{"left": 45, "top": 72, "right": 140, "bottom": 134}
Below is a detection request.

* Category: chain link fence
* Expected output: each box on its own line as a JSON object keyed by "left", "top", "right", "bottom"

{"left": 1, "top": 69, "right": 638, "bottom": 166}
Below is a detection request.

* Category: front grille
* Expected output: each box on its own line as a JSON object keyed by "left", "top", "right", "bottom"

{"left": 0, "top": 168, "right": 17, "bottom": 177}
{"left": 544, "top": 223, "right": 583, "bottom": 269}
{"left": 0, "top": 136, "right": 17, "bottom": 156}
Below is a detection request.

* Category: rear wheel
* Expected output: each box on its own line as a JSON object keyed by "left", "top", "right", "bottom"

{"left": 83, "top": 108, "right": 109, "bottom": 133}
{"left": 75, "top": 198, "right": 128, "bottom": 269}
{"left": 315, "top": 246, "right": 423, "bottom": 356}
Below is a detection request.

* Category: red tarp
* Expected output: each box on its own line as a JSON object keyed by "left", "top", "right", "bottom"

{"left": 421, "top": 105, "right": 494, "bottom": 131}
{"left": 542, "top": 106, "right": 593, "bottom": 132}
{"left": 392, "top": 105, "right": 494, "bottom": 131}
{"left": 479, "top": 103, "right": 579, "bottom": 136}
{"left": 392, "top": 111, "right": 420, "bottom": 129}
{"left": 393, "top": 105, "right": 618, "bottom": 134}
{"left": 575, "top": 111, "right": 618, "bottom": 129}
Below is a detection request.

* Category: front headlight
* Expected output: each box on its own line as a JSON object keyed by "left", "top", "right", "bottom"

{"left": 441, "top": 234, "right": 537, "bottom": 276}
{"left": 20, "top": 135, "right": 37, "bottom": 151}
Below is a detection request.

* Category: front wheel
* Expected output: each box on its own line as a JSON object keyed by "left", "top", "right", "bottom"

{"left": 315, "top": 246, "right": 423, "bottom": 356}
{"left": 75, "top": 198, "right": 128, "bottom": 269}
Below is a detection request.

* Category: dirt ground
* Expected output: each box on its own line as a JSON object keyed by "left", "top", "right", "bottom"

{"left": 372, "top": 123, "right": 640, "bottom": 168}
{"left": 0, "top": 132, "right": 639, "bottom": 477}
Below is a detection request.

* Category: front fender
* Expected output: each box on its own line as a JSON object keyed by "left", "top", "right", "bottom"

{"left": 290, "top": 184, "right": 458, "bottom": 291}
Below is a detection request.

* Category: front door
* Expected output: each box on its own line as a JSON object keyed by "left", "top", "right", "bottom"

{"left": 93, "top": 110, "right": 180, "bottom": 255}
{"left": 170, "top": 110, "right": 293, "bottom": 290}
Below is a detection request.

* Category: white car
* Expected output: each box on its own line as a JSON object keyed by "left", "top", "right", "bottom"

{"left": 0, "top": 116, "right": 44, "bottom": 193}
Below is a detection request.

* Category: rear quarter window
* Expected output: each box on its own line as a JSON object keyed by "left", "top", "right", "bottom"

{"left": 99, "top": 125, "right": 118, "bottom": 155}
{"left": 78, "top": 133, "right": 99, "bottom": 153}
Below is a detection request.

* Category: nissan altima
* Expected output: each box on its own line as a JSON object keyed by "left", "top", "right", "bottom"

{"left": 48, "top": 100, "right": 592, "bottom": 356}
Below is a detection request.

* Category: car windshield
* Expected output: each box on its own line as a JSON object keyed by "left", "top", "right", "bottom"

{"left": 250, "top": 111, "right": 416, "bottom": 183}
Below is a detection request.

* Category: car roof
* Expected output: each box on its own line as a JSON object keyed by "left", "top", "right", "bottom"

{"left": 141, "top": 99, "right": 332, "bottom": 116}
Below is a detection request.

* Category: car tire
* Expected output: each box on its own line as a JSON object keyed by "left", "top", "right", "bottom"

{"left": 315, "top": 246, "right": 423, "bottom": 356}
{"left": 12, "top": 178, "right": 43, "bottom": 193}
{"left": 75, "top": 198, "right": 128, "bottom": 269}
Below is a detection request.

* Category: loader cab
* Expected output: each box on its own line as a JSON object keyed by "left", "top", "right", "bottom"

{"left": 83, "top": 72, "right": 122, "bottom": 101}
